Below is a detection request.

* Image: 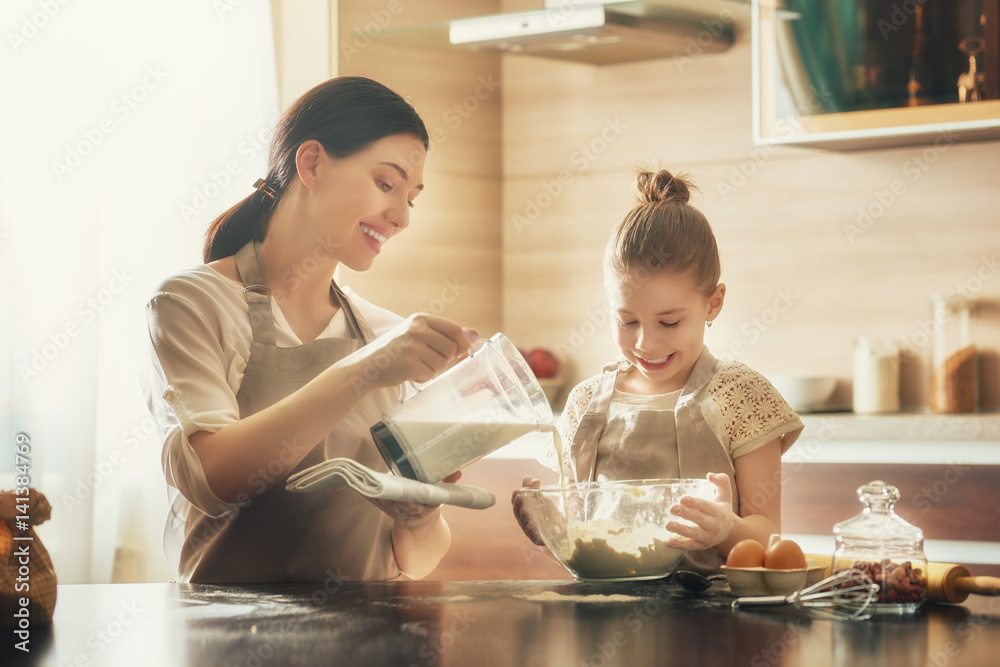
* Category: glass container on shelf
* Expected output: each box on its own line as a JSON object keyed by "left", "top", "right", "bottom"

{"left": 929, "top": 295, "right": 978, "bottom": 413}
{"left": 852, "top": 337, "right": 900, "bottom": 414}
{"left": 832, "top": 481, "right": 928, "bottom": 614}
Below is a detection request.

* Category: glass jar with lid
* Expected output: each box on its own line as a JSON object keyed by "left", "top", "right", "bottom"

{"left": 832, "top": 480, "right": 928, "bottom": 614}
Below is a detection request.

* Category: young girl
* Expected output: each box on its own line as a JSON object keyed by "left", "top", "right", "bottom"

{"left": 513, "top": 169, "right": 803, "bottom": 572}
{"left": 143, "top": 76, "right": 472, "bottom": 583}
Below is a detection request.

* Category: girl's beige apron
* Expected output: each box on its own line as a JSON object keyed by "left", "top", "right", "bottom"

{"left": 166, "top": 240, "right": 400, "bottom": 583}
{"left": 569, "top": 348, "right": 739, "bottom": 573}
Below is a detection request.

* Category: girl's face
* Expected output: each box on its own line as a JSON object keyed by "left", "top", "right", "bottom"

{"left": 310, "top": 133, "right": 426, "bottom": 272}
{"left": 608, "top": 269, "right": 724, "bottom": 394}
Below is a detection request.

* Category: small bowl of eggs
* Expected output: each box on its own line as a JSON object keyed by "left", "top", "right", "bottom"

{"left": 722, "top": 535, "right": 826, "bottom": 597}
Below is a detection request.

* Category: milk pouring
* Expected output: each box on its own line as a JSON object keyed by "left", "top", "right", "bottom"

{"left": 371, "top": 333, "right": 553, "bottom": 483}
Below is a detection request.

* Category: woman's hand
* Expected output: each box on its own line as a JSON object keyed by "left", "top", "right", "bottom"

{"left": 374, "top": 471, "right": 462, "bottom": 580}
{"left": 354, "top": 313, "right": 471, "bottom": 391}
{"left": 511, "top": 475, "right": 545, "bottom": 546}
{"left": 665, "top": 472, "right": 736, "bottom": 552}
{"left": 365, "top": 471, "right": 462, "bottom": 526}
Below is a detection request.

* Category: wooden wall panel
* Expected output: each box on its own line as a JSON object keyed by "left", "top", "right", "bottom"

{"left": 501, "top": 26, "right": 1000, "bottom": 410}
{"left": 334, "top": 2, "right": 504, "bottom": 336}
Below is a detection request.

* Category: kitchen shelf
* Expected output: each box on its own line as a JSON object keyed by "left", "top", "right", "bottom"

{"left": 799, "top": 412, "right": 1000, "bottom": 442}
{"left": 752, "top": 0, "right": 1000, "bottom": 150}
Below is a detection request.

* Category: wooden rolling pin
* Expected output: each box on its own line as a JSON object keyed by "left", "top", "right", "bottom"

{"left": 806, "top": 553, "right": 1000, "bottom": 604}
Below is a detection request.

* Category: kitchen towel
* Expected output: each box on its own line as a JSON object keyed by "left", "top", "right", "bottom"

{"left": 285, "top": 458, "right": 496, "bottom": 510}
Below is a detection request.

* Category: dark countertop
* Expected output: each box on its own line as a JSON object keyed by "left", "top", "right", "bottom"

{"left": 7, "top": 579, "right": 1000, "bottom": 666}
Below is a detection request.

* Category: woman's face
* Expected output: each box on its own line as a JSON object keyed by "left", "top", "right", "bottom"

{"left": 312, "top": 132, "right": 426, "bottom": 272}
{"left": 608, "top": 269, "right": 724, "bottom": 394}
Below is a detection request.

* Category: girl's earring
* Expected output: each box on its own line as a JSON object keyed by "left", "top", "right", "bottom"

{"left": 707, "top": 320, "right": 714, "bottom": 328}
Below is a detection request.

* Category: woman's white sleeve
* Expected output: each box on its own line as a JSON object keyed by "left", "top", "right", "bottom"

{"left": 144, "top": 292, "right": 240, "bottom": 517}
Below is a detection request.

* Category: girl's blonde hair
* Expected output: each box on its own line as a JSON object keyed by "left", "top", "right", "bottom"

{"left": 604, "top": 169, "right": 721, "bottom": 297}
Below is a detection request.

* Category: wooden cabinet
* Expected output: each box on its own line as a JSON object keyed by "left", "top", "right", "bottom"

{"left": 752, "top": 0, "right": 1000, "bottom": 149}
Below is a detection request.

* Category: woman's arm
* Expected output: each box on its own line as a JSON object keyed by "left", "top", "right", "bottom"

{"left": 190, "top": 314, "right": 470, "bottom": 504}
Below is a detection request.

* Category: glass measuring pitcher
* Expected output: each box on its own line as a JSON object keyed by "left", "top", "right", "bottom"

{"left": 371, "top": 333, "right": 553, "bottom": 483}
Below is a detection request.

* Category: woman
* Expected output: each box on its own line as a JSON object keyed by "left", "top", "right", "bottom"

{"left": 143, "top": 76, "right": 471, "bottom": 583}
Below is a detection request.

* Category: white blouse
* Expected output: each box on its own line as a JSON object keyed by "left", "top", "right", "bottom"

{"left": 142, "top": 265, "right": 403, "bottom": 517}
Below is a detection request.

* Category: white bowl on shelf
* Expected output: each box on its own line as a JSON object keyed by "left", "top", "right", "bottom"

{"left": 765, "top": 375, "right": 837, "bottom": 413}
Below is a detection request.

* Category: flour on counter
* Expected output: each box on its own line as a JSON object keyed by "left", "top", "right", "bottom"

{"left": 514, "top": 592, "right": 646, "bottom": 603}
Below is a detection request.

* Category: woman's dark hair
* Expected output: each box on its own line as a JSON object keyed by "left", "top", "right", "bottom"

{"left": 203, "top": 76, "right": 429, "bottom": 262}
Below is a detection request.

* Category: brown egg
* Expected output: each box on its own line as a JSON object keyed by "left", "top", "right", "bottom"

{"left": 726, "top": 539, "right": 766, "bottom": 568}
{"left": 764, "top": 539, "right": 807, "bottom": 570}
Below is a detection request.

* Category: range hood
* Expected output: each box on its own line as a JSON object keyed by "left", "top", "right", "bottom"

{"left": 381, "top": 1, "right": 739, "bottom": 66}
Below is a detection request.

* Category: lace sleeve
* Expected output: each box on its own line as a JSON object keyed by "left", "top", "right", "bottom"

{"left": 537, "top": 374, "right": 601, "bottom": 476}
{"left": 707, "top": 362, "right": 804, "bottom": 458}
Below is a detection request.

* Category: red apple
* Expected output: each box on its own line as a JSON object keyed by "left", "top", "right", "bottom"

{"left": 525, "top": 348, "right": 561, "bottom": 379}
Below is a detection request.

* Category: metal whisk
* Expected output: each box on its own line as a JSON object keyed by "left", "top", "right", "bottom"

{"left": 731, "top": 569, "right": 880, "bottom": 621}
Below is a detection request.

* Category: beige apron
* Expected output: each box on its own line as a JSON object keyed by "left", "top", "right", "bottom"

{"left": 172, "top": 240, "right": 400, "bottom": 583}
{"left": 569, "top": 347, "right": 738, "bottom": 573}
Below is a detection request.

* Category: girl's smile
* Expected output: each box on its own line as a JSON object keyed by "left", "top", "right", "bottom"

{"left": 608, "top": 270, "right": 724, "bottom": 394}
{"left": 634, "top": 352, "right": 675, "bottom": 371}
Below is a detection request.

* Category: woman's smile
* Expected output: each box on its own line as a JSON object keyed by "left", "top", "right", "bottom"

{"left": 360, "top": 222, "right": 389, "bottom": 253}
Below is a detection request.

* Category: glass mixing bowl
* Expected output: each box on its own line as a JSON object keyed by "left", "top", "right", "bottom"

{"left": 520, "top": 478, "right": 717, "bottom": 581}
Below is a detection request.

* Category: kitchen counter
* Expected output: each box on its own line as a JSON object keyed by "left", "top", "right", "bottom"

{"left": 800, "top": 412, "right": 1000, "bottom": 442}
{"left": 9, "top": 580, "right": 1000, "bottom": 666}
{"left": 491, "top": 413, "right": 1000, "bottom": 463}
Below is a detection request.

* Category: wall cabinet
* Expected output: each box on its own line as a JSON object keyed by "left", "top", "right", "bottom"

{"left": 752, "top": 0, "right": 1000, "bottom": 149}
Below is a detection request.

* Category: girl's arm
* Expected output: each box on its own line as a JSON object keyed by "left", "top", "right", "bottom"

{"left": 716, "top": 438, "right": 781, "bottom": 552}
{"left": 666, "top": 439, "right": 782, "bottom": 553}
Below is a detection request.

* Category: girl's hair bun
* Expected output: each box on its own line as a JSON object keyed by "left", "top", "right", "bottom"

{"left": 635, "top": 169, "right": 692, "bottom": 205}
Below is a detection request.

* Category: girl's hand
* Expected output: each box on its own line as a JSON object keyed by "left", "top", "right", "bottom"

{"left": 665, "top": 472, "right": 736, "bottom": 551}
{"left": 511, "top": 475, "right": 545, "bottom": 546}
{"left": 355, "top": 314, "right": 471, "bottom": 390}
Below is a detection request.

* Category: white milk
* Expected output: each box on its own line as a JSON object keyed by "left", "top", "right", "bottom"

{"left": 394, "top": 419, "right": 538, "bottom": 483}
